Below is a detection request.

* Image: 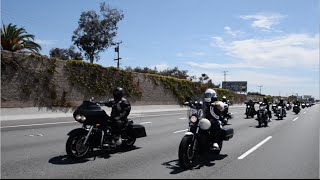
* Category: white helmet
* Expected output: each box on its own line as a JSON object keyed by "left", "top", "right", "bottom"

{"left": 204, "top": 88, "right": 217, "bottom": 103}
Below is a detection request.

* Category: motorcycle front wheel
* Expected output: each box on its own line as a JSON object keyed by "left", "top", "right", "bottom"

{"left": 66, "top": 134, "right": 90, "bottom": 160}
{"left": 178, "top": 135, "right": 196, "bottom": 169}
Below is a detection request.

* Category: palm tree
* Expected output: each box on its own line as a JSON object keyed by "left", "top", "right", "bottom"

{"left": 1, "top": 23, "right": 41, "bottom": 53}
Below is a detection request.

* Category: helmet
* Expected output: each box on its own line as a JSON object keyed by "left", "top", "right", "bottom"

{"left": 113, "top": 87, "right": 124, "bottom": 102}
{"left": 222, "top": 96, "right": 227, "bottom": 100}
{"left": 204, "top": 88, "right": 217, "bottom": 103}
{"left": 280, "top": 98, "right": 284, "bottom": 102}
{"left": 263, "top": 97, "right": 267, "bottom": 102}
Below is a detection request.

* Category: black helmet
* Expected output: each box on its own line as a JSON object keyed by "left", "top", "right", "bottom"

{"left": 113, "top": 87, "right": 124, "bottom": 101}
{"left": 263, "top": 97, "right": 267, "bottom": 102}
{"left": 280, "top": 98, "right": 284, "bottom": 102}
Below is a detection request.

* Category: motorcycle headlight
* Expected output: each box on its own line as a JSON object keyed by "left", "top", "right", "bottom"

{"left": 278, "top": 106, "right": 281, "bottom": 109}
{"left": 247, "top": 105, "right": 250, "bottom": 108}
{"left": 190, "top": 116, "right": 197, "bottom": 123}
{"left": 75, "top": 114, "right": 81, "bottom": 121}
{"left": 80, "top": 115, "right": 86, "bottom": 122}
{"left": 259, "top": 106, "right": 263, "bottom": 110}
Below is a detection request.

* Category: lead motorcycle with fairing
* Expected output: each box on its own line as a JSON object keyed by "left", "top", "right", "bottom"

{"left": 178, "top": 100, "right": 234, "bottom": 169}
{"left": 66, "top": 99, "right": 147, "bottom": 160}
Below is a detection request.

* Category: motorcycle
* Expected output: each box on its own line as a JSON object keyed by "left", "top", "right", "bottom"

{"left": 293, "top": 104, "right": 300, "bottom": 114}
{"left": 66, "top": 99, "right": 147, "bottom": 160}
{"left": 245, "top": 103, "right": 256, "bottom": 118}
{"left": 178, "top": 101, "right": 234, "bottom": 169}
{"left": 301, "top": 103, "right": 306, "bottom": 109}
{"left": 257, "top": 102, "right": 269, "bottom": 127}
{"left": 272, "top": 103, "right": 277, "bottom": 113}
{"left": 275, "top": 105, "right": 285, "bottom": 120}
{"left": 221, "top": 102, "right": 233, "bottom": 126}
{"left": 286, "top": 103, "right": 292, "bottom": 110}
{"left": 306, "top": 103, "right": 310, "bottom": 108}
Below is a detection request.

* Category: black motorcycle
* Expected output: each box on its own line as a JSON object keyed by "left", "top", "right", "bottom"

{"left": 293, "top": 104, "right": 300, "bottom": 114}
{"left": 245, "top": 103, "right": 256, "bottom": 118}
{"left": 275, "top": 105, "right": 285, "bottom": 120}
{"left": 66, "top": 99, "right": 147, "bottom": 160}
{"left": 178, "top": 101, "right": 234, "bottom": 169}
{"left": 222, "top": 102, "right": 233, "bottom": 126}
{"left": 257, "top": 102, "right": 268, "bottom": 127}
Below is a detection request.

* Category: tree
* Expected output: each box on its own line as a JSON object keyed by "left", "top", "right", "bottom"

{"left": 1, "top": 23, "right": 41, "bottom": 53}
{"left": 49, "top": 46, "right": 83, "bottom": 60}
{"left": 160, "top": 67, "right": 189, "bottom": 79}
{"left": 72, "top": 2, "right": 124, "bottom": 63}
{"left": 50, "top": 48, "right": 69, "bottom": 60}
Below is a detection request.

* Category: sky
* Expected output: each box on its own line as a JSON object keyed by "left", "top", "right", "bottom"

{"left": 1, "top": 0, "right": 319, "bottom": 99}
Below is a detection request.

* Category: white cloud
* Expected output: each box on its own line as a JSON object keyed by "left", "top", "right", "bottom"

{"left": 240, "top": 13, "right": 286, "bottom": 31}
{"left": 211, "top": 33, "right": 319, "bottom": 68}
{"left": 224, "top": 26, "right": 242, "bottom": 37}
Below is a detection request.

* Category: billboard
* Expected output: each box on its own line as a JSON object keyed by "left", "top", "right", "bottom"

{"left": 222, "top": 81, "right": 247, "bottom": 92}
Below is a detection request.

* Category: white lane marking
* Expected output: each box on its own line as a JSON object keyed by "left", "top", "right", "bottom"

{"left": 174, "top": 129, "right": 188, "bottom": 134}
{"left": 1, "top": 121, "right": 76, "bottom": 129}
{"left": 140, "top": 122, "right": 152, "bottom": 125}
{"left": 238, "top": 136, "right": 272, "bottom": 160}
{"left": 179, "top": 118, "right": 187, "bottom": 120}
{"left": 293, "top": 117, "right": 299, "bottom": 122}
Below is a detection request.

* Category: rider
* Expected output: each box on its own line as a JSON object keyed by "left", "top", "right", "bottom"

{"left": 100, "top": 87, "right": 131, "bottom": 146}
{"left": 221, "top": 96, "right": 230, "bottom": 120}
{"left": 277, "top": 98, "right": 287, "bottom": 117}
{"left": 245, "top": 99, "right": 256, "bottom": 116}
{"left": 202, "top": 88, "right": 225, "bottom": 150}
{"left": 294, "top": 99, "right": 301, "bottom": 107}
{"left": 262, "top": 97, "right": 272, "bottom": 121}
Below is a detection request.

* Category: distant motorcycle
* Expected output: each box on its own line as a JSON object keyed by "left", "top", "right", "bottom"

{"left": 222, "top": 101, "right": 233, "bottom": 126}
{"left": 301, "top": 103, "right": 306, "bottom": 109}
{"left": 293, "top": 104, "right": 300, "bottom": 114}
{"left": 272, "top": 103, "right": 277, "bottom": 113}
{"left": 275, "top": 105, "right": 285, "bottom": 120}
{"left": 66, "top": 99, "right": 147, "bottom": 160}
{"left": 245, "top": 103, "right": 256, "bottom": 118}
{"left": 257, "top": 102, "right": 269, "bottom": 127}
{"left": 286, "top": 103, "right": 292, "bottom": 110}
{"left": 178, "top": 101, "right": 234, "bottom": 169}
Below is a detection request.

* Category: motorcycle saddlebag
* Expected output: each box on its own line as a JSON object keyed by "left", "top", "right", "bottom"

{"left": 221, "top": 127, "right": 234, "bottom": 141}
{"left": 132, "top": 124, "right": 147, "bottom": 138}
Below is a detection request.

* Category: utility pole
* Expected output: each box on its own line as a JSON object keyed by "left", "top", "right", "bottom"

{"left": 114, "top": 41, "right": 122, "bottom": 68}
{"left": 223, "top": 70, "right": 229, "bottom": 82}
{"left": 258, "top": 85, "right": 263, "bottom": 94}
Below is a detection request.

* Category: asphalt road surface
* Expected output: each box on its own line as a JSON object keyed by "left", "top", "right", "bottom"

{"left": 1, "top": 105, "right": 319, "bottom": 179}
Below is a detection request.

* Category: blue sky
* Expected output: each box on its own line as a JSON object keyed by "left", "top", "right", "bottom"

{"left": 2, "top": 0, "right": 319, "bottom": 99}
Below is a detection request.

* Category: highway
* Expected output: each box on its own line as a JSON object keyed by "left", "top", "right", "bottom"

{"left": 1, "top": 105, "right": 319, "bottom": 179}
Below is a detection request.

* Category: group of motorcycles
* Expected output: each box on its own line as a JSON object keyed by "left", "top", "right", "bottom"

{"left": 245, "top": 100, "right": 315, "bottom": 127}
{"left": 64, "top": 97, "right": 314, "bottom": 170}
